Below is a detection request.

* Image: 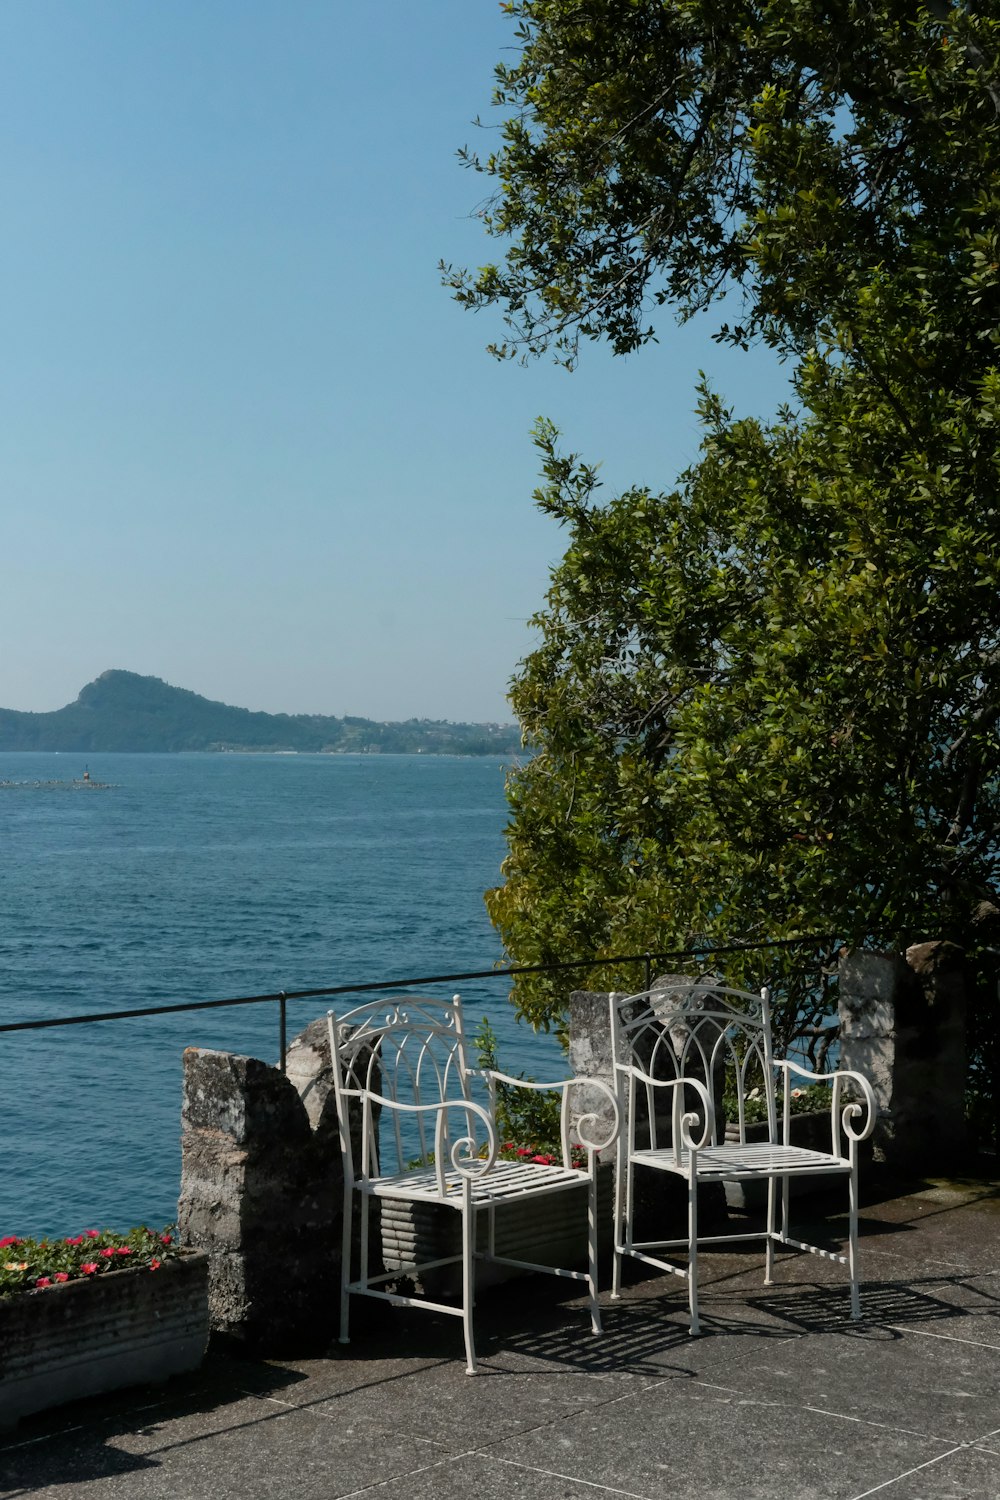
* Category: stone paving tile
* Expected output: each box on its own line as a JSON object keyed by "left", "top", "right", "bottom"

{"left": 854, "top": 1202, "right": 1000, "bottom": 1276}
{"left": 705, "top": 1324, "right": 1000, "bottom": 1445}
{"left": 355, "top": 1448, "right": 663, "bottom": 1500}
{"left": 488, "top": 1379, "right": 963, "bottom": 1500}
{"left": 0, "top": 1394, "right": 453, "bottom": 1500}
{"left": 308, "top": 1361, "right": 648, "bottom": 1449}
{"left": 223, "top": 1348, "right": 458, "bottom": 1405}
{"left": 846, "top": 1437, "right": 1000, "bottom": 1500}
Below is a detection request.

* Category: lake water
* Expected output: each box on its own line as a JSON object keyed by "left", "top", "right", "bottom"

{"left": 0, "top": 752, "right": 562, "bottom": 1239}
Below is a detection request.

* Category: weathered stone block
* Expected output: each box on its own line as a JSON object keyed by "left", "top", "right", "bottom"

{"left": 178, "top": 1027, "right": 343, "bottom": 1353}
{"left": 838, "top": 942, "right": 968, "bottom": 1169}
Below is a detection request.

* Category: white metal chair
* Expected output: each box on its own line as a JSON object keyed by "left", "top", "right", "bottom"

{"left": 609, "top": 981, "right": 877, "bottom": 1332}
{"left": 328, "top": 994, "right": 618, "bottom": 1373}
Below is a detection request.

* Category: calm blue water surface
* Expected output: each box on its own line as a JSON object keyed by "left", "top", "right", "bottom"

{"left": 0, "top": 752, "right": 560, "bottom": 1238}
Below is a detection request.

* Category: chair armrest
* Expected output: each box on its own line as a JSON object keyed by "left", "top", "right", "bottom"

{"left": 362, "top": 1092, "right": 499, "bottom": 1186}
{"left": 477, "top": 1070, "right": 621, "bottom": 1156}
{"left": 776, "top": 1059, "right": 878, "bottom": 1142}
{"left": 613, "top": 1066, "right": 714, "bottom": 1153}
{"left": 480, "top": 1068, "right": 571, "bottom": 1092}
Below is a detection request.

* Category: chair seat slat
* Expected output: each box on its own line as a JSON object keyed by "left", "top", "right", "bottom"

{"left": 366, "top": 1160, "right": 587, "bottom": 1203}
{"left": 632, "top": 1143, "right": 852, "bottom": 1177}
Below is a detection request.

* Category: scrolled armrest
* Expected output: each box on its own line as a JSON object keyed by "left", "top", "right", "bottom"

{"left": 365, "top": 1092, "right": 498, "bottom": 1184}
{"left": 833, "top": 1070, "right": 878, "bottom": 1142}
{"left": 673, "top": 1075, "right": 714, "bottom": 1153}
{"left": 479, "top": 1069, "right": 620, "bottom": 1157}
{"left": 777, "top": 1061, "right": 877, "bottom": 1142}
{"left": 570, "top": 1076, "right": 620, "bottom": 1154}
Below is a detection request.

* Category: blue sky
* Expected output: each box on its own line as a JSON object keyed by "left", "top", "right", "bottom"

{"left": 1, "top": 1, "right": 791, "bottom": 723}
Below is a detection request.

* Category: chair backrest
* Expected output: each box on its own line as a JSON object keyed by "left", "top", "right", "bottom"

{"left": 328, "top": 994, "right": 481, "bottom": 1181}
{"left": 610, "top": 980, "right": 777, "bottom": 1147}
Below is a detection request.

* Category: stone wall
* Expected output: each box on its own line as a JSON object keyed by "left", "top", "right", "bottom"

{"left": 177, "top": 1017, "right": 342, "bottom": 1352}
{"left": 838, "top": 941, "right": 968, "bottom": 1169}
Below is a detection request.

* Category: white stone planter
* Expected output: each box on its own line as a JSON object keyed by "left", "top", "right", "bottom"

{"left": 0, "top": 1251, "right": 210, "bottom": 1429}
{"left": 380, "top": 1165, "right": 614, "bottom": 1297}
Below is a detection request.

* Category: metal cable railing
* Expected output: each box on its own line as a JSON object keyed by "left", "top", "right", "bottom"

{"left": 0, "top": 934, "right": 838, "bottom": 1072}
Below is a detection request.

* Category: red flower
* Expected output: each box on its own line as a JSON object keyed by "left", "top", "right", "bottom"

{"left": 531, "top": 1154, "right": 554, "bottom": 1165}
{"left": 54, "top": 1272, "right": 69, "bottom": 1283}
{"left": 0, "top": 1236, "right": 20, "bottom": 1248}
{"left": 81, "top": 1263, "right": 98, "bottom": 1275}
{"left": 116, "top": 1246, "right": 133, "bottom": 1256}
{"left": 65, "top": 1235, "right": 84, "bottom": 1245}
{"left": 35, "top": 1277, "right": 51, "bottom": 1288}
{"left": 160, "top": 1233, "right": 172, "bottom": 1245}
{"left": 85, "top": 1229, "right": 99, "bottom": 1239}
{"left": 99, "top": 1247, "right": 116, "bottom": 1258}
{"left": 150, "top": 1258, "right": 161, "bottom": 1271}
{"left": 516, "top": 1147, "right": 533, "bottom": 1157}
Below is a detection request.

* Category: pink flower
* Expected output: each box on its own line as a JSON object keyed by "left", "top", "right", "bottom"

{"left": 532, "top": 1153, "right": 554, "bottom": 1165}
{"left": 65, "top": 1235, "right": 84, "bottom": 1245}
{"left": 54, "top": 1272, "right": 69, "bottom": 1283}
{"left": 516, "top": 1147, "right": 533, "bottom": 1157}
{"left": 99, "top": 1247, "right": 116, "bottom": 1259}
{"left": 85, "top": 1229, "right": 99, "bottom": 1239}
{"left": 0, "top": 1236, "right": 20, "bottom": 1248}
{"left": 160, "top": 1233, "right": 172, "bottom": 1246}
{"left": 35, "top": 1277, "right": 51, "bottom": 1288}
{"left": 150, "top": 1258, "right": 161, "bottom": 1271}
{"left": 116, "top": 1246, "right": 133, "bottom": 1256}
{"left": 81, "top": 1262, "right": 98, "bottom": 1275}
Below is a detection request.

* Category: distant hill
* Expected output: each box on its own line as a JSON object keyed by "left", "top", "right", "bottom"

{"left": 0, "top": 671, "right": 522, "bottom": 755}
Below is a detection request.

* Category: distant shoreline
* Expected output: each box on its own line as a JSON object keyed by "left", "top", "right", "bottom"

{"left": 0, "top": 670, "right": 522, "bottom": 757}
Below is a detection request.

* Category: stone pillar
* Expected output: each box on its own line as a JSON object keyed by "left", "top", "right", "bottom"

{"left": 838, "top": 942, "right": 968, "bottom": 1170}
{"left": 177, "top": 1017, "right": 342, "bottom": 1353}
{"left": 567, "top": 990, "right": 619, "bottom": 1151}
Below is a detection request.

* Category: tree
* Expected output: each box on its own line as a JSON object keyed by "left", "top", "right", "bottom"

{"left": 488, "top": 369, "right": 1000, "bottom": 1041}
{"left": 452, "top": 2, "right": 1000, "bottom": 1036}
{"left": 446, "top": 0, "right": 1000, "bottom": 372}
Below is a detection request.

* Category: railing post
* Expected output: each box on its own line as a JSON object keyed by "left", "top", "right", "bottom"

{"left": 644, "top": 953, "right": 652, "bottom": 991}
{"left": 278, "top": 992, "right": 287, "bottom": 1074}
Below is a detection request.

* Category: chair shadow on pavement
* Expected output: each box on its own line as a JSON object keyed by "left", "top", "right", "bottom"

{"left": 742, "top": 1271, "right": 1000, "bottom": 1340}
{"left": 491, "top": 1298, "right": 802, "bottom": 1378}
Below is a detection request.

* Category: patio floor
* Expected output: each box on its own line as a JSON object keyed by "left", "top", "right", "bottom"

{"left": 2, "top": 1165, "right": 999, "bottom": 1500}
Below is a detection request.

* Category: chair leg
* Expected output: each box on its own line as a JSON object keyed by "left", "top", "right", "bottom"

{"left": 611, "top": 1147, "right": 626, "bottom": 1299}
{"left": 764, "top": 1176, "right": 776, "bottom": 1285}
{"left": 587, "top": 1168, "right": 602, "bottom": 1334}
{"left": 687, "top": 1174, "right": 700, "bottom": 1336}
{"left": 848, "top": 1162, "right": 861, "bottom": 1319}
{"left": 462, "top": 1192, "right": 478, "bottom": 1375}
{"left": 781, "top": 1173, "right": 791, "bottom": 1243}
{"left": 339, "top": 1183, "right": 354, "bottom": 1345}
